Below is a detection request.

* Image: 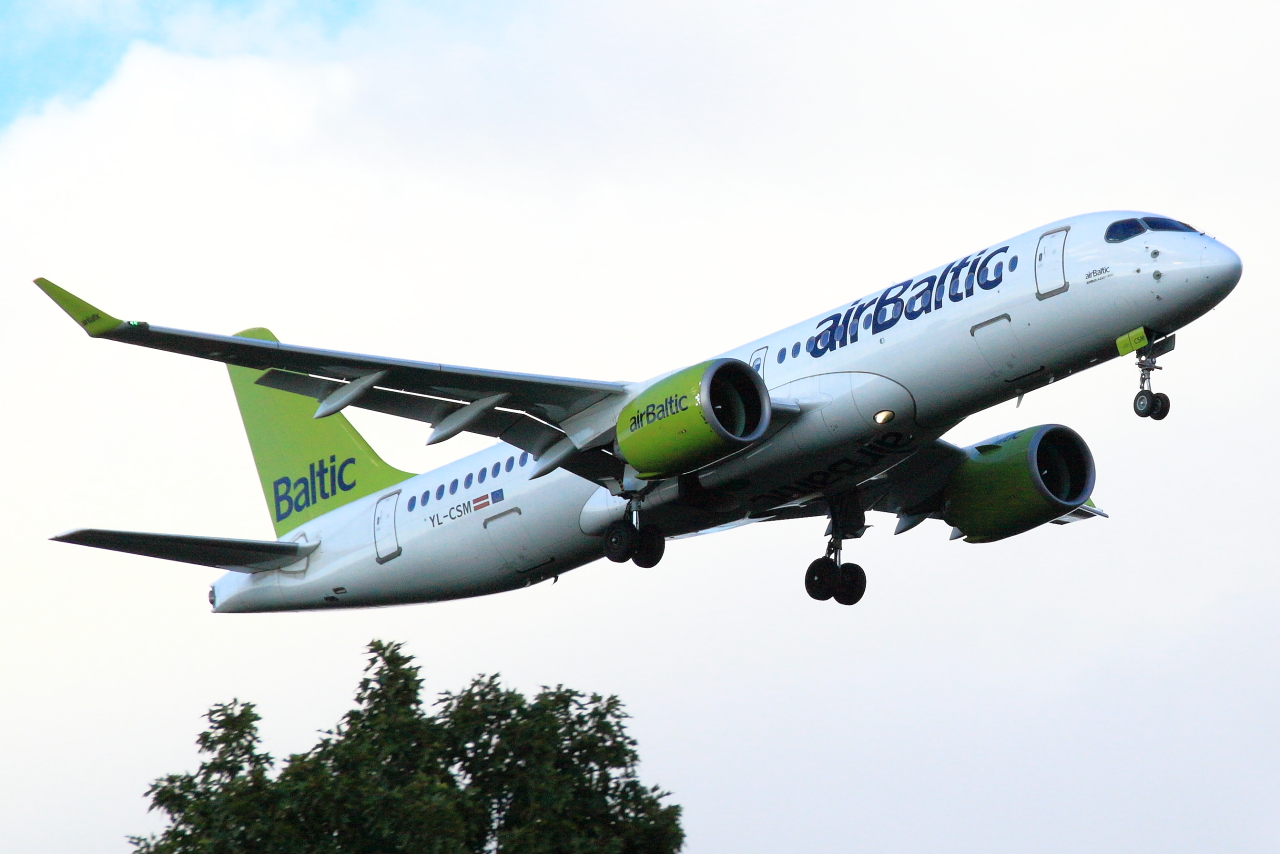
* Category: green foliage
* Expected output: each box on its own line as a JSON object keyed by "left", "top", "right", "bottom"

{"left": 131, "top": 641, "right": 683, "bottom": 854}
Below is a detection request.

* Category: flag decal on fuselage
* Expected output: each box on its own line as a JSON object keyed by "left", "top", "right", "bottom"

{"left": 473, "top": 489, "right": 504, "bottom": 511}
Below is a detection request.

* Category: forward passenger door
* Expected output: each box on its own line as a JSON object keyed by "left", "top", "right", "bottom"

{"left": 1035, "top": 227, "right": 1070, "bottom": 299}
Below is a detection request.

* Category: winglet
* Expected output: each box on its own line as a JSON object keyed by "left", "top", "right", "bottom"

{"left": 34, "top": 278, "right": 125, "bottom": 337}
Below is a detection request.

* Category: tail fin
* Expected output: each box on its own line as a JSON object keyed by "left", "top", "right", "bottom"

{"left": 228, "top": 328, "right": 413, "bottom": 537}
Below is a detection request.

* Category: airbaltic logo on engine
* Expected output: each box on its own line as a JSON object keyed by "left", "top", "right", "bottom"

{"left": 273, "top": 455, "right": 357, "bottom": 522}
{"left": 627, "top": 394, "right": 689, "bottom": 433}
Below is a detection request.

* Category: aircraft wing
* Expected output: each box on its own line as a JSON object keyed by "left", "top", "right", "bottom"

{"left": 52, "top": 529, "right": 316, "bottom": 573}
{"left": 36, "top": 278, "right": 632, "bottom": 482}
{"left": 34, "top": 278, "right": 628, "bottom": 424}
{"left": 757, "top": 439, "right": 1105, "bottom": 535}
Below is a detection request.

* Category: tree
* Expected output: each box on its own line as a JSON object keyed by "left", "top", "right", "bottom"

{"left": 131, "top": 641, "right": 683, "bottom": 854}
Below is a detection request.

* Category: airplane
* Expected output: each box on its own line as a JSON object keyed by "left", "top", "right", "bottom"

{"left": 37, "top": 211, "right": 1241, "bottom": 612}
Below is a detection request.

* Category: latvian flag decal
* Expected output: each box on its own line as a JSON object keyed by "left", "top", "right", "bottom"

{"left": 473, "top": 489, "right": 504, "bottom": 511}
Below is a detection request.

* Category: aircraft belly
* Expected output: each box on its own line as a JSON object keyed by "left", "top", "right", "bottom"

{"left": 841, "top": 316, "right": 981, "bottom": 429}
{"left": 484, "top": 472, "right": 601, "bottom": 580}
{"left": 692, "top": 372, "right": 931, "bottom": 519}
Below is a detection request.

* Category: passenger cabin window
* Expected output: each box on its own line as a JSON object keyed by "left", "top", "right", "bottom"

{"left": 1142, "top": 217, "right": 1198, "bottom": 233}
{"left": 1105, "top": 219, "right": 1146, "bottom": 243}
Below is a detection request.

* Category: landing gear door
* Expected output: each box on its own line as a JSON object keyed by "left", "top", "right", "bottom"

{"left": 749, "top": 347, "right": 769, "bottom": 377}
{"left": 373, "top": 491, "right": 402, "bottom": 564}
{"left": 1035, "top": 227, "right": 1069, "bottom": 299}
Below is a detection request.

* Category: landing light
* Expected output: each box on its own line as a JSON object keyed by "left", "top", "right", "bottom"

{"left": 874, "top": 410, "right": 895, "bottom": 425}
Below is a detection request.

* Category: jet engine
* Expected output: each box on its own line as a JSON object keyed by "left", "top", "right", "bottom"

{"left": 615, "top": 358, "right": 771, "bottom": 480}
{"left": 943, "top": 424, "right": 1095, "bottom": 543}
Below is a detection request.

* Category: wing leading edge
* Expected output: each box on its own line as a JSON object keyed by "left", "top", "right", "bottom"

{"left": 35, "top": 278, "right": 631, "bottom": 484}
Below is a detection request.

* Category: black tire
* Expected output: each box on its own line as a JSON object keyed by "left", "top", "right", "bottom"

{"left": 1150, "top": 392, "right": 1171, "bottom": 421}
{"left": 804, "top": 558, "right": 837, "bottom": 601}
{"left": 833, "top": 563, "right": 867, "bottom": 606}
{"left": 603, "top": 520, "right": 639, "bottom": 563}
{"left": 632, "top": 528, "right": 666, "bottom": 568}
{"left": 1133, "top": 389, "right": 1156, "bottom": 417}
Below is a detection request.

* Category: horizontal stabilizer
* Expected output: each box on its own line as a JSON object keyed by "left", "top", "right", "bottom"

{"left": 51, "top": 529, "right": 317, "bottom": 572}
{"left": 1050, "top": 501, "right": 1109, "bottom": 525}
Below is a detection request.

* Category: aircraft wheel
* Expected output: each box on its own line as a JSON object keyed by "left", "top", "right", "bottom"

{"left": 1133, "top": 389, "right": 1156, "bottom": 417}
{"left": 833, "top": 563, "right": 867, "bottom": 605}
{"left": 603, "top": 520, "right": 639, "bottom": 563}
{"left": 632, "top": 528, "right": 666, "bottom": 568}
{"left": 805, "top": 557, "right": 837, "bottom": 601}
{"left": 1150, "top": 392, "right": 1171, "bottom": 421}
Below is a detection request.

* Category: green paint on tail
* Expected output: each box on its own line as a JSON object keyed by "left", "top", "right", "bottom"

{"left": 227, "top": 328, "right": 414, "bottom": 537}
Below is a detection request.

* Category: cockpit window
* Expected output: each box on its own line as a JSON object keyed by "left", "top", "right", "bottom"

{"left": 1105, "top": 218, "right": 1146, "bottom": 243}
{"left": 1142, "top": 217, "right": 1198, "bottom": 233}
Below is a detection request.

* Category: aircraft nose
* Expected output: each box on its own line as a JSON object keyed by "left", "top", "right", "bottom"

{"left": 1201, "top": 238, "right": 1243, "bottom": 299}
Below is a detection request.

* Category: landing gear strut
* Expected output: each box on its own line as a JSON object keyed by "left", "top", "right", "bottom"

{"left": 804, "top": 494, "right": 867, "bottom": 605}
{"left": 1133, "top": 339, "right": 1173, "bottom": 420}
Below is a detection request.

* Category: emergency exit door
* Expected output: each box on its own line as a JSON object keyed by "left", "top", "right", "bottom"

{"left": 971, "top": 314, "right": 1034, "bottom": 379}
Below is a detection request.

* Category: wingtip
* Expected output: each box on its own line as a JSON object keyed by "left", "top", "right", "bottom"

{"left": 34, "top": 278, "right": 123, "bottom": 337}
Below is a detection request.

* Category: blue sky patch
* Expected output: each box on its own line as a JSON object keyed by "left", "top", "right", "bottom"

{"left": 0, "top": 0, "right": 375, "bottom": 129}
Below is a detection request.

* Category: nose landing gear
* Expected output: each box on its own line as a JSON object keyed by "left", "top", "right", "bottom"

{"left": 1131, "top": 334, "right": 1176, "bottom": 420}
{"left": 1133, "top": 356, "right": 1170, "bottom": 421}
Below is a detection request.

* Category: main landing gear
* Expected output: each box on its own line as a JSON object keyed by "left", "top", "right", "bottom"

{"left": 804, "top": 494, "right": 866, "bottom": 605}
{"left": 804, "top": 548, "right": 866, "bottom": 606}
{"left": 603, "top": 504, "right": 665, "bottom": 568}
{"left": 1133, "top": 339, "right": 1174, "bottom": 420}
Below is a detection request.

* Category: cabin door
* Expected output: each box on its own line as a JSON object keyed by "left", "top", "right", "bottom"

{"left": 1035, "top": 227, "right": 1070, "bottom": 299}
{"left": 373, "top": 491, "right": 402, "bottom": 564}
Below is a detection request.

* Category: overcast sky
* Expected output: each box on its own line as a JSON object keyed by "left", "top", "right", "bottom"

{"left": 2, "top": 1, "right": 1278, "bottom": 851}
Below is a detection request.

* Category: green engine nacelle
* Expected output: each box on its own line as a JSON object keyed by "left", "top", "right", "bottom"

{"left": 615, "top": 359, "right": 771, "bottom": 480}
{"left": 943, "top": 424, "right": 1095, "bottom": 543}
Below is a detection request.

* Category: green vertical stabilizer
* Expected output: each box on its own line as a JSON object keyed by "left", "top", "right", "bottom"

{"left": 227, "top": 328, "right": 414, "bottom": 537}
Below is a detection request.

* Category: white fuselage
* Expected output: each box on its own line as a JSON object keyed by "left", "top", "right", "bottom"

{"left": 212, "top": 211, "right": 1241, "bottom": 613}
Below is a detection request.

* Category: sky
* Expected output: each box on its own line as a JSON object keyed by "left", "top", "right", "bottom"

{"left": 2, "top": 1, "right": 1279, "bottom": 851}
